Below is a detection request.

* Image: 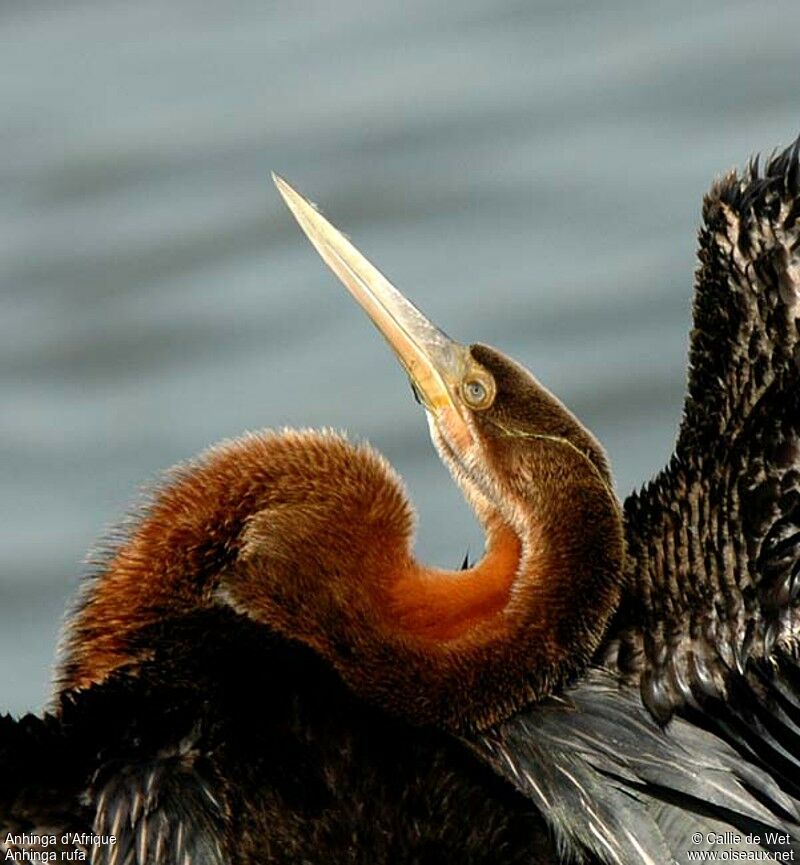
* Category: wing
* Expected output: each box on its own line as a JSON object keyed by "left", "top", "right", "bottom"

{"left": 468, "top": 669, "right": 800, "bottom": 865}
{"left": 90, "top": 732, "right": 227, "bottom": 865}
{"left": 604, "top": 140, "right": 800, "bottom": 776}
{"left": 2, "top": 677, "right": 229, "bottom": 865}
{"left": 66, "top": 678, "right": 230, "bottom": 865}
{"left": 0, "top": 712, "right": 91, "bottom": 859}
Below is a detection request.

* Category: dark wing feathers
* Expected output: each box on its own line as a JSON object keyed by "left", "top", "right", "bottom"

{"left": 0, "top": 712, "right": 91, "bottom": 859}
{"left": 1, "top": 685, "right": 228, "bottom": 865}
{"left": 469, "top": 670, "right": 800, "bottom": 865}
{"left": 607, "top": 138, "right": 800, "bottom": 724}
{"left": 91, "top": 734, "right": 226, "bottom": 865}
{"left": 680, "top": 137, "right": 800, "bottom": 451}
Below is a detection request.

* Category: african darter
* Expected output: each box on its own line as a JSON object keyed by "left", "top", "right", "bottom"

{"left": 2, "top": 140, "right": 800, "bottom": 864}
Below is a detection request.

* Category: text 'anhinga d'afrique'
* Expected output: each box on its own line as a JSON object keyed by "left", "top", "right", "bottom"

{"left": 2, "top": 140, "right": 800, "bottom": 865}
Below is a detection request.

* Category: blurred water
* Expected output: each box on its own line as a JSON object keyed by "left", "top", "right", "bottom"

{"left": 2, "top": 0, "right": 799, "bottom": 714}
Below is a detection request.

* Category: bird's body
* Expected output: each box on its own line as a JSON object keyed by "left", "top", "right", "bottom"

{"left": 3, "top": 140, "right": 800, "bottom": 864}
{"left": 3, "top": 605, "right": 554, "bottom": 863}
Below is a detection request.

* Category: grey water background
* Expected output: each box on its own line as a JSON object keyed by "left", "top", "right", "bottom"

{"left": 2, "top": 0, "right": 800, "bottom": 715}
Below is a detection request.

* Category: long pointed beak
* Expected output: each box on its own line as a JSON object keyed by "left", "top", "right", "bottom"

{"left": 273, "top": 174, "right": 473, "bottom": 446}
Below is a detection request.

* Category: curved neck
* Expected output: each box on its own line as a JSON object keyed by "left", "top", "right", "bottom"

{"left": 388, "top": 519, "right": 521, "bottom": 642}
{"left": 248, "top": 434, "right": 625, "bottom": 731}
{"left": 58, "top": 430, "right": 624, "bottom": 732}
{"left": 360, "top": 435, "right": 624, "bottom": 730}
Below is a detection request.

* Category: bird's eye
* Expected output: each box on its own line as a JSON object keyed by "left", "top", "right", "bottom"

{"left": 461, "top": 375, "right": 495, "bottom": 410}
{"left": 465, "top": 380, "right": 486, "bottom": 402}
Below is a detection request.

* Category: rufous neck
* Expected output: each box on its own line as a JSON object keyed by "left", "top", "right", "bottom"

{"left": 387, "top": 518, "right": 522, "bottom": 641}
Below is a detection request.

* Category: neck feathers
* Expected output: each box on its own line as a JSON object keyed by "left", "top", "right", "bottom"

{"left": 58, "top": 428, "right": 623, "bottom": 732}
{"left": 57, "top": 429, "right": 411, "bottom": 695}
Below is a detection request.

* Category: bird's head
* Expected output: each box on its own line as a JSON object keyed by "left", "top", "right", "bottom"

{"left": 273, "top": 176, "right": 616, "bottom": 545}
{"left": 59, "top": 181, "right": 625, "bottom": 733}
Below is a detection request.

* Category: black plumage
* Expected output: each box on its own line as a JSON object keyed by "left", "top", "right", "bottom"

{"left": 605, "top": 140, "right": 800, "bottom": 778}
{"left": 3, "top": 139, "right": 800, "bottom": 864}
{"left": 3, "top": 612, "right": 553, "bottom": 863}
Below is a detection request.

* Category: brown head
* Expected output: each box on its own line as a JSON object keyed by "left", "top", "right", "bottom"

{"left": 58, "top": 181, "right": 625, "bottom": 733}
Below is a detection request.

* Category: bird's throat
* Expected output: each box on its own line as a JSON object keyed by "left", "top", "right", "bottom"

{"left": 387, "top": 519, "right": 521, "bottom": 642}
